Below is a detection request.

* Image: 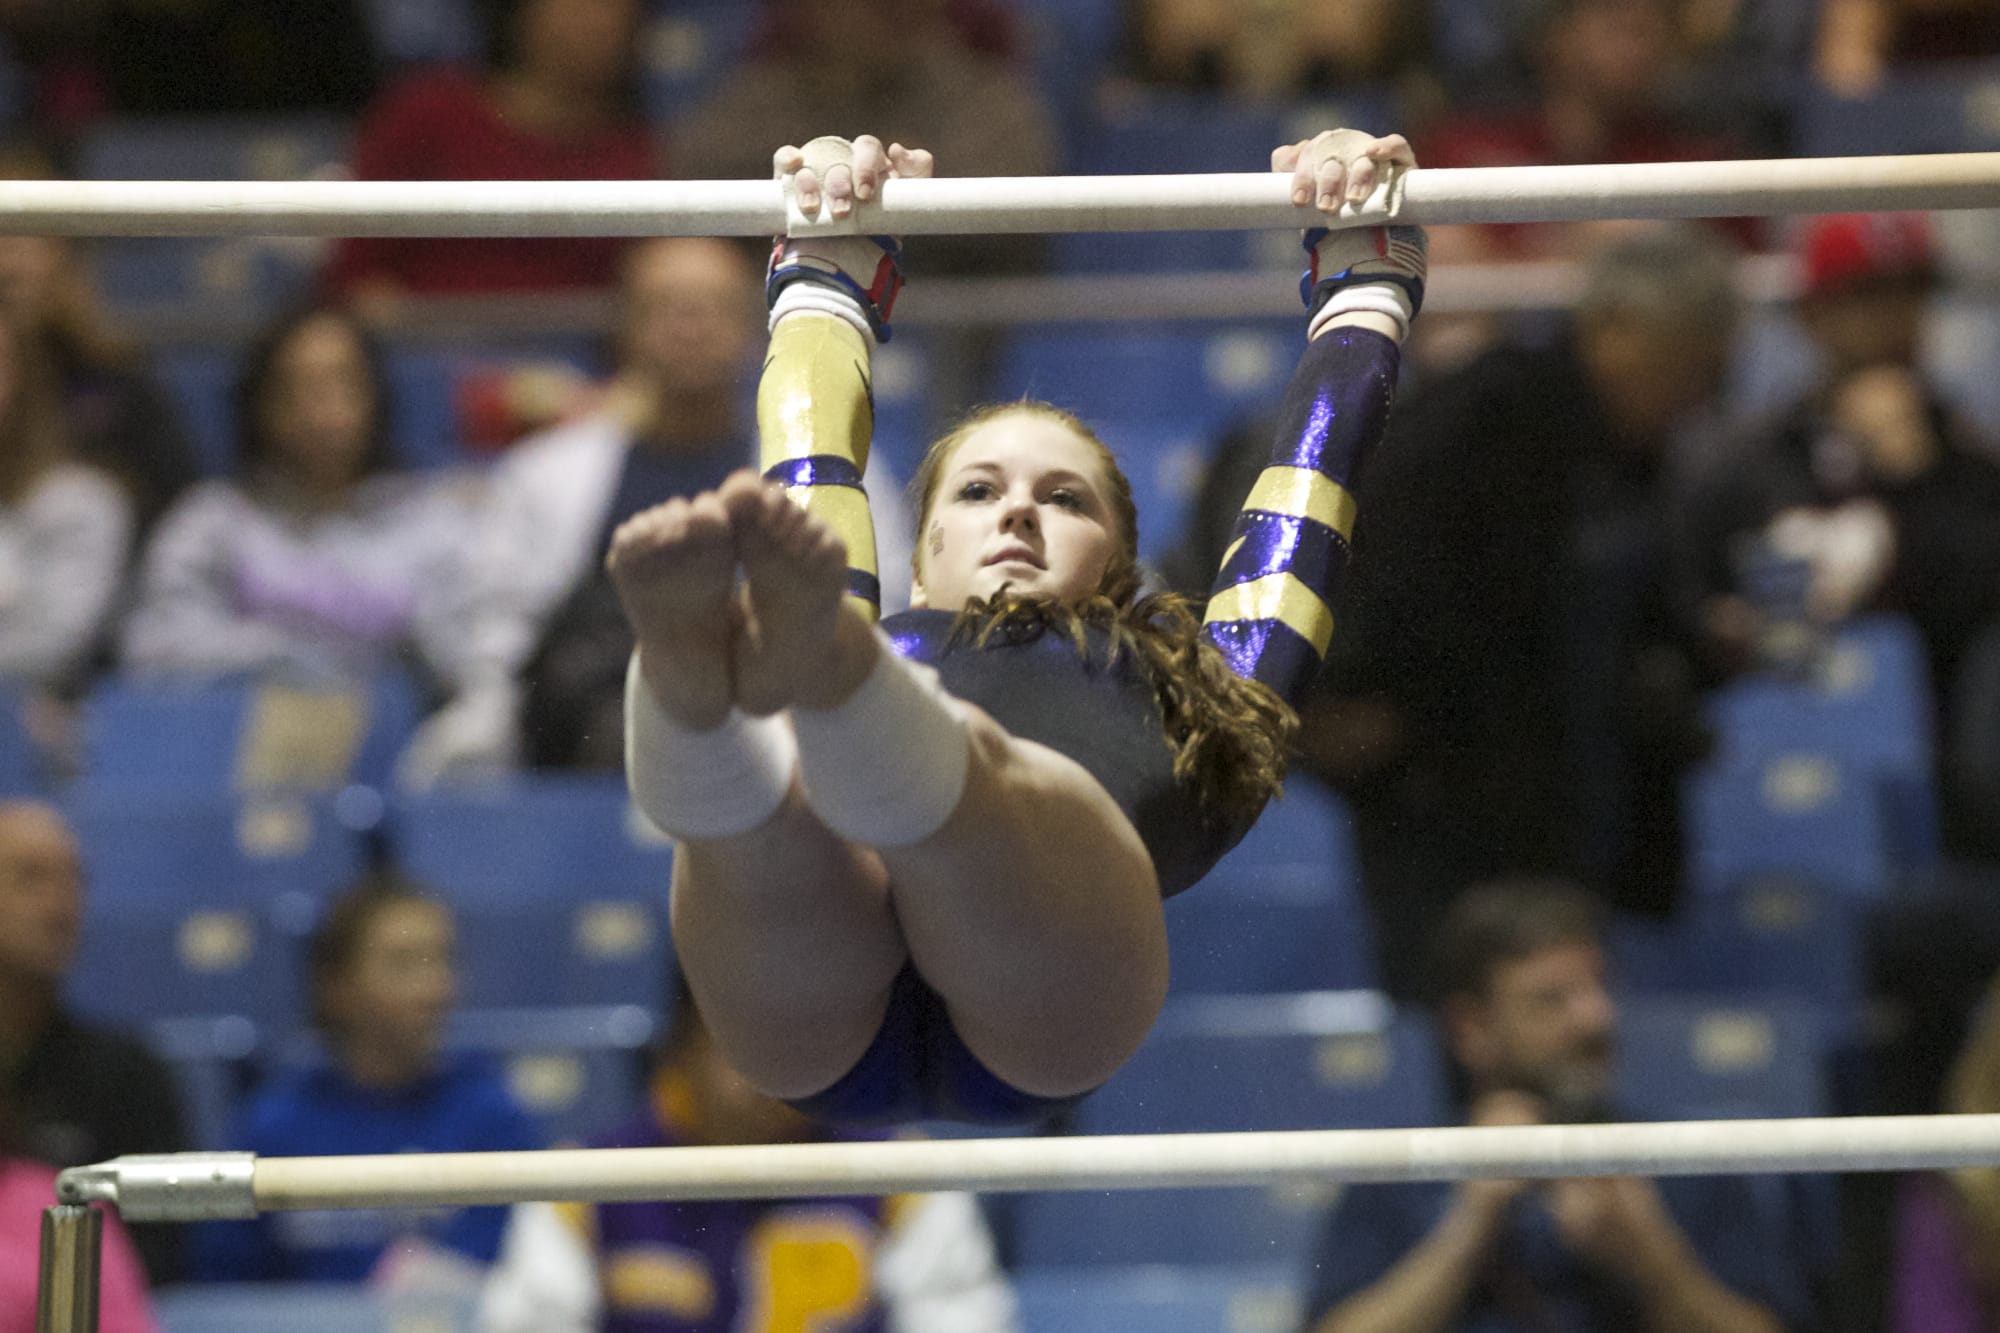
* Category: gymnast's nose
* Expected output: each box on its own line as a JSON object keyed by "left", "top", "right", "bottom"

{"left": 999, "top": 489, "right": 1039, "bottom": 536}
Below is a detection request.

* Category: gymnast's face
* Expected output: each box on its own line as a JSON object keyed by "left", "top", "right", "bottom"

{"left": 913, "top": 414, "right": 1122, "bottom": 609}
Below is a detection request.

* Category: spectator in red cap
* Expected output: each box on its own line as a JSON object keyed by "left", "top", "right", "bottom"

{"left": 1683, "top": 210, "right": 2000, "bottom": 857}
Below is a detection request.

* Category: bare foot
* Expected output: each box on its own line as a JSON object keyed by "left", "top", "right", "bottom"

{"left": 723, "top": 473, "right": 880, "bottom": 715}
{"left": 607, "top": 490, "right": 739, "bottom": 730}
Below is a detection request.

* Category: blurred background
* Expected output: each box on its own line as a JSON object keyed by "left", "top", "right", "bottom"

{"left": 7, "top": 0, "right": 2000, "bottom": 1329}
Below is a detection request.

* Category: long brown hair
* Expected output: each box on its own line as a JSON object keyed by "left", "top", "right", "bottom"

{"left": 910, "top": 402, "right": 1296, "bottom": 829}
{"left": 0, "top": 314, "right": 71, "bottom": 507}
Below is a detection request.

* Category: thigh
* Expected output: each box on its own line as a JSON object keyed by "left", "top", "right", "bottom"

{"left": 672, "top": 784, "right": 892, "bottom": 908}
{"left": 877, "top": 708, "right": 1170, "bottom": 1096}
{"left": 883, "top": 707, "right": 1161, "bottom": 914}
{"left": 669, "top": 787, "right": 906, "bottom": 1097}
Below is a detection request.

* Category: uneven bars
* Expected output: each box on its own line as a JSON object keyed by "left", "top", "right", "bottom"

{"left": 56, "top": 1114, "right": 2000, "bottom": 1223}
{"left": 0, "top": 152, "right": 1997, "bottom": 238}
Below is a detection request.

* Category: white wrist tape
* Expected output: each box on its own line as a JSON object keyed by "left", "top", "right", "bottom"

{"left": 1307, "top": 283, "right": 1414, "bottom": 343}
{"left": 769, "top": 281, "right": 875, "bottom": 342}
{"left": 791, "top": 632, "right": 972, "bottom": 847}
{"left": 624, "top": 655, "right": 798, "bottom": 840}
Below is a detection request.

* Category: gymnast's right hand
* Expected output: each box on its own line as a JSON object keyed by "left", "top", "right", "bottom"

{"left": 774, "top": 134, "right": 934, "bottom": 222}
{"left": 1274, "top": 128, "right": 1416, "bottom": 217}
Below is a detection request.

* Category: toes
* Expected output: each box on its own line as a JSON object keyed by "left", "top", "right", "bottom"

{"left": 610, "top": 499, "right": 686, "bottom": 564}
{"left": 686, "top": 490, "right": 734, "bottom": 543}
{"left": 719, "top": 473, "right": 784, "bottom": 531}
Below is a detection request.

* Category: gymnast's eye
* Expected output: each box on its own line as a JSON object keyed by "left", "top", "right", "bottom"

{"left": 1048, "top": 488, "right": 1084, "bottom": 512}
{"left": 956, "top": 480, "right": 997, "bottom": 502}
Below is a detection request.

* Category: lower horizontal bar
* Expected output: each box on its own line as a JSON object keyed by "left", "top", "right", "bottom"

{"left": 55, "top": 1114, "right": 2000, "bottom": 1222}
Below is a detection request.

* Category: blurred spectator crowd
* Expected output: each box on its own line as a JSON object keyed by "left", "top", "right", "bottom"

{"left": 11, "top": 0, "right": 2000, "bottom": 1330}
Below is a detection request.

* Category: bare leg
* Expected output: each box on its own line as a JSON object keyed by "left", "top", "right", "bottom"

{"left": 667, "top": 797, "right": 905, "bottom": 1099}
{"left": 610, "top": 476, "right": 910, "bottom": 1099}
{"left": 728, "top": 481, "right": 1171, "bottom": 1099}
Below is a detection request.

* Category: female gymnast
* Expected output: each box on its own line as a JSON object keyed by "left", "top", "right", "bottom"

{"left": 610, "top": 129, "right": 1426, "bottom": 1125}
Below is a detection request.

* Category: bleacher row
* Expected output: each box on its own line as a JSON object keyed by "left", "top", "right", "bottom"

{"left": 16, "top": 609, "right": 1925, "bottom": 1329}
{"left": 66, "top": 38, "right": 2000, "bottom": 283}
{"left": 61, "top": 54, "right": 2000, "bottom": 559}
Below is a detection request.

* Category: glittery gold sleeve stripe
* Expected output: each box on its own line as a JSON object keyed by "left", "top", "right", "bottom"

{"left": 1204, "top": 572, "right": 1336, "bottom": 659}
{"left": 1241, "top": 465, "right": 1359, "bottom": 541}
{"left": 1201, "top": 328, "right": 1400, "bottom": 702}
{"left": 756, "top": 312, "right": 882, "bottom": 619}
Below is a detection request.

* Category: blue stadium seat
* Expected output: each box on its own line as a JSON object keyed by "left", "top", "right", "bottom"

{"left": 1052, "top": 91, "right": 1390, "bottom": 272}
{"left": 1607, "top": 879, "right": 1863, "bottom": 1010}
{"left": 79, "top": 116, "right": 352, "bottom": 182}
{"left": 1613, "top": 994, "right": 1830, "bottom": 1122}
{"left": 155, "top": 340, "right": 597, "bottom": 475}
{"left": 449, "top": 1004, "right": 655, "bottom": 1145}
{"left": 78, "top": 116, "right": 352, "bottom": 317}
{"left": 146, "top": 1015, "right": 260, "bottom": 1151}
{"left": 639, "top": 0, "right": 763, "bottom": 117}
{"left": 988, "top": 324, "right": 1301, "bottom": 561}
{"left": 65, "top": 789, "right": 369, "bottom": 913}
{"left": 390, "top": 775, "right": 675, "bottom": 899}
{"left": 1086, "top": 994, "right": 1445, "bottom": 1134}
{"left": 61, "top": 790, "right": 367, "bottom": 1030}
{"left": 444, "top": 897, "right": 670, "bottom": 1010}
{"left": 383, "top": 347, "right": 467, "bottom": 470}
{"left": 0, "top": 682, "right": 42, "bottom": 796}
{"left": 79, "top": 671, "right": 426, "bottom": 796}
{"left": 1220, "top": 775, "right": 1356, "bottom": 874}
{"left": 1685, "top": 750, "right": 1895, "bottom": 898}
{"left": 1069, "top": 96, "right": 1289, "bottom": 180}
{"left": 157, "top": 1285, "right": 473, "bottom": 1333}
{"left": 1170, "top": 779, "right": 1367, "bottom": 991}
{"left": 68, "top": 909, "right": 300, "bottom": 1033}
{"left": 1015, "top": 1264, "right": 1302, "bottom": 1333}
{"left": 90, "top": 236, "right": 327, "bottom": 320}
{"left": 387, "top": 776, "right": 675, "bottom": 1008}
{"left": 275, "top": 1005, "right": 655, "bottom": 1145}
{"left": 864, "top": 330, "right": 939, "bottom": 486}
{"left": 1706, "top": 615, "right": 1938, "bottom": 869}
{"left": 1164, "top": 880, "right": 1372, "bottom": 994}
{"left": 1793, "top": 60, "right": 2000, "bottom": 158}
{"left": 152, "top": 347, "right": 239, "bottom": 477}
{"left": 1708, "top": 616, "right": 1932, "bottom": 775}
{"left": 1007, "top": 993, "right": 1443, "bottom": 1269}
{"left": 360, "top": 0, "right": 481, "bottom": 69}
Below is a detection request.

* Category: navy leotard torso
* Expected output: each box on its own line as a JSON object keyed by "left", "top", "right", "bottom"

{"left": 883, "top": 608, "right": 1257, "bottom": 899}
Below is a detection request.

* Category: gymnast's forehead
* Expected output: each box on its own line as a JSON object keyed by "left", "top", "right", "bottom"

{"left": 940, "top": 413, "right": 1111, "bottom": 488}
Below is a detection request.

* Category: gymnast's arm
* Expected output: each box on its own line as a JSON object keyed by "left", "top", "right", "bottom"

{"left": 759, "top": 135, "right": 930, "bottom": 622}
{"left": 1201, "top": 131, "right": 1424, "bottom": 708}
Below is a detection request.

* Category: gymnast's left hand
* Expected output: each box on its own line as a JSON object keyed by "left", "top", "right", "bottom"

{"left": 774, "top": 134, "right": 935, "bottom": 222}
{"left": 1273, "top": 130, "right": 1417, "bottom": 217}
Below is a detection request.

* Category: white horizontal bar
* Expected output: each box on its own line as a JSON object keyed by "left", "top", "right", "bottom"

{"left": 2, "top": 153, "right": 1998, "bottom": 238}
{"left": 57, "top": 1114, "right": 2000, "bottom": 1220}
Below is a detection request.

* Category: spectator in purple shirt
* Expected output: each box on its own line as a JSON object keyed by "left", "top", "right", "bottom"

{"left": 121, "top": 303, "right": 481, "bottom": 691}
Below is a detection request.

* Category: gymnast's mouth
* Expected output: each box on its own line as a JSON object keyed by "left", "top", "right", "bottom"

{"left": 984, "top": 545, "right": 1045, "bottom": 569}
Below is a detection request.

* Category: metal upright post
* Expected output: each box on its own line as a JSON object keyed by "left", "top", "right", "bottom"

{"left": 36, "top": 1204, "right": 102, "bottom": 1333}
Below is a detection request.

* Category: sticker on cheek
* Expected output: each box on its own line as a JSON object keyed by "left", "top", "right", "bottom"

{"left": 927, "top": 523, "right": 945, "bottom": 557}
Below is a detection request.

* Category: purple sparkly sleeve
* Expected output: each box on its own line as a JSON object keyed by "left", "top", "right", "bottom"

{"left": 1200, "top": 327, "right": 1400, "bottom": 704}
